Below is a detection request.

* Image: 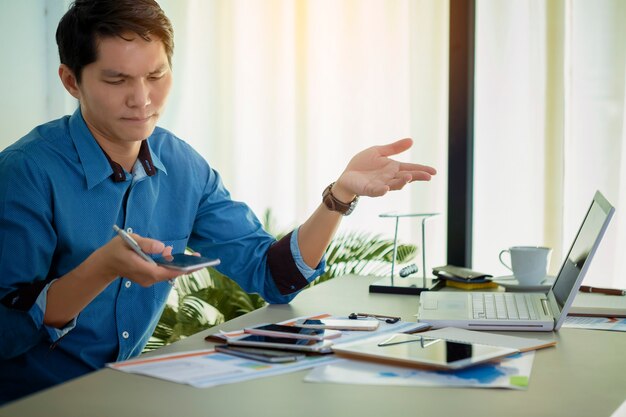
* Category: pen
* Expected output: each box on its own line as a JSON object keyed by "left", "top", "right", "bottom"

{"left": 112, "top": 225, "right": 157, "bottom": 265}
{"left": 349, "top": 312, "right": 401, "bottom": 323}
{"left": 377, "top": 334, "right": 438, "bottom": 347}
{"left": 579, "top": 285, "right": 625, "bottom": 296}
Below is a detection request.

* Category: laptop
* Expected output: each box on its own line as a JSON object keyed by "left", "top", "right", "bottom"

{"left": 418, "top": 191, "right": 615, "bottom": 331}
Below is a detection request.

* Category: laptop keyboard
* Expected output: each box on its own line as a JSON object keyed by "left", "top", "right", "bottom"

{"left": 471, "top": 293, "right": 538, "bottom": 320}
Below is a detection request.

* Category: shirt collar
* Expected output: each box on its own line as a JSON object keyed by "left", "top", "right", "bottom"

{"left": 101, "top": 140, "right": 156, "bottom": 183}
{"left": 69, "top": 108, "right": 166, "bottom": 189}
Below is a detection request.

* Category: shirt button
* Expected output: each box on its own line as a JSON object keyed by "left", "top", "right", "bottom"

{"left": 122, "top": 331, "right": 130, "bottom": 339}
{"left": 125, "top": 281, "right": 132, "bottom": 288}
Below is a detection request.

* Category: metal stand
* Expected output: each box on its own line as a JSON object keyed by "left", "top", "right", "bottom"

{"left": 369, "top": 213, "right": 443, "bottom": 295}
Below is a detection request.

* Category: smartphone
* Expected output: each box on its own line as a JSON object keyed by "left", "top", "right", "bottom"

{"left": 244, "top": 323, "right": 342, "bottom": 340}
{"left": 153, "top": 253, "right": 221, "bottom": 272}
{"left": 294, "top": 318, "right": 379, "bottom": 331}
{"left": 214, "top": 345, "right": 305, "bottom": 363}
{"left": 227, "top": 334, "right": 334, "bottom": 353}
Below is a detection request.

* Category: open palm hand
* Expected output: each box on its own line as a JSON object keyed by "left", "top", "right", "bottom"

{"left": 334, "top": 138, "right": 437, "bottom": 199}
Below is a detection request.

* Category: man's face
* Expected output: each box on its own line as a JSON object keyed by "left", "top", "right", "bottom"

{"left": 75, "top": 33, "right": 172, "bottom": 148}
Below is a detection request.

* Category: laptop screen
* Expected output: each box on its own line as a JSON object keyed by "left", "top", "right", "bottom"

{"left": 553, "top": 193, "right": 614, "bottom": 309}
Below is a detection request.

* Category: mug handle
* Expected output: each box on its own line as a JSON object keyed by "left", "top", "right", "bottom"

{"left": 499, "top": 249, "right": 513, "bottom": 271}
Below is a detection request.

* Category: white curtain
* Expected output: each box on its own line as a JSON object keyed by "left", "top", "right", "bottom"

{"left": 158, "top": 0, "right": 450, "bottom": 269}
{"left": 474, "top": 0, "right": 552, "bottom": 276}
{"left": 564, "top": 0, "right": 626, "bottom": 288}
{"left": 474, "top": 0, "right": 626, "bottom": 288}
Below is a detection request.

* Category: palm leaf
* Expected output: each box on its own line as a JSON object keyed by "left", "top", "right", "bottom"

{"left": 311, "top": 231, "right": 417, "bottom": 286}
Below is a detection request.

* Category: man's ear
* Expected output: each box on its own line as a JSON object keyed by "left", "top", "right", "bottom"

{"left": 58, "top": 64, "right": 81, "bottom": 99}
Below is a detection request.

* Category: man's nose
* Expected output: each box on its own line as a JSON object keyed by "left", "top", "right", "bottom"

{"left": 127, "top": 80, "right": 151, "bottom": 108}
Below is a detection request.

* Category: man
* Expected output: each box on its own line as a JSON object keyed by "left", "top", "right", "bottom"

{"left": 0, "top": 0, "right": 436, "bottom": 404}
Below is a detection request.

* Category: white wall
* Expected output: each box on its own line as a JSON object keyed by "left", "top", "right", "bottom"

{"left": 0, "top": 0, "right": 74, "bottom": 151}
{"left": 0, "top": 0, "right": 48, "bottom": 148}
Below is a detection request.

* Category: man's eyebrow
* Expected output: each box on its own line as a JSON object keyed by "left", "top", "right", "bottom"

{"left": 149, "top": 65, "right": 169, "bottom": 74}
{"left": 101, "top": 65, "right": 169, "bottom": 78}
{"left": 101, "top": 69, "right": 130, "bottom": 78}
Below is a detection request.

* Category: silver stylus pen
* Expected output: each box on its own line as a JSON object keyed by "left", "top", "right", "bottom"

{"left": 113, "top": 225, "right": 157, "bottom": 265}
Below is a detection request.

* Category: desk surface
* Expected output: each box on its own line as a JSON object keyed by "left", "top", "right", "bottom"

{"left": 2, "top": 275, "right": 625, "bottom": 417}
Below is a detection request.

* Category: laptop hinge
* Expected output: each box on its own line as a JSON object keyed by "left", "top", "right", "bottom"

{"left": 541, "top": 298, "right": 551, "bottom": 316}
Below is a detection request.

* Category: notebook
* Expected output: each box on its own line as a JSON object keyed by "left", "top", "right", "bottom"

{"left": 418, "top": 191, "right": 615, "bottom": 331}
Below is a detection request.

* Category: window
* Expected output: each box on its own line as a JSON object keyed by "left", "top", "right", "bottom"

{"left": 474, "top": 0, "right": 626, "bottom": 287}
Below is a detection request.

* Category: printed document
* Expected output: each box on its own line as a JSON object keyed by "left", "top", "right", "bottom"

{"left": 108, "top": 349, "right": 340, "bottom": 388}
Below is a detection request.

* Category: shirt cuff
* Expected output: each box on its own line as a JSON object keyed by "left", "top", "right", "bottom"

{"left": 266, "top": 228, "right": 326, "bottom": 297}
{"left": 290, "top": 227, "right": 324, "bottom": 281}
{"left": 29, "top": 280, "right": 77, "bottom": 342}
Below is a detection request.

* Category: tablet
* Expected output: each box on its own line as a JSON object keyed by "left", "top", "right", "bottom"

{"left": 332, "top": 333, "right": 518, "bottom": 370}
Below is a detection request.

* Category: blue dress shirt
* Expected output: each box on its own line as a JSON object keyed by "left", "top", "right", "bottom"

{"left": 0, "top": 109, "right": 324, "bottom": 403}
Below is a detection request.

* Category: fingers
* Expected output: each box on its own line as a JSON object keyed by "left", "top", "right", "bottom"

{"left": 364, "top": 178, "right": 412, "bottom": 196}
{"left": 405, "top": 170, "right": 435, "bottom": 182}
{"left": 133, "top": 235, "right": 166, "bottom": 255}
{"left": 102, "top": 237, "right": 182, "bottom": 286}
{"left": 376, "top": 140, "right": 437, "bottom": 177}
{"left": 376, "top": 138, "right": 413, "bottom": 157}
{"left": 121, "top": 236, "right": 181, "bottom": 282}
{"left": 399, "top": 162, "right": 437, "bottom": 176}
{"left": 386, "top": 173, "right": 414, "bottom": 191}
{"left": 364, "top": 171, "right": 433, "bottom": 195}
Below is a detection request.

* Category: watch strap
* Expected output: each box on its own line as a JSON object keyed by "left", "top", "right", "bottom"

{"left": 322, "top": 182, "right": 358, "bottom": 216}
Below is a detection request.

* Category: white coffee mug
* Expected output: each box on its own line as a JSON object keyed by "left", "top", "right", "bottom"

{"left": 498, "top": 246, "right": 552, "bottom": 285}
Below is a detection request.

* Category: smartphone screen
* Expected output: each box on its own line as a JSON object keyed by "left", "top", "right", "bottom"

{"left": 154, "top": 254, "right": 220, "bottom": 272}
{"left": 228, "top": 334, "right": 334, "bottom": 353}
{"left": 244, "top": 324, "right": 341, "bottom": 340}
{"left": 296, "top": 318, "right": 379, "bottom": 331}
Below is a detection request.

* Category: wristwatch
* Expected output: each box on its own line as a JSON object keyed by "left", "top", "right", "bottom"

{"left": 322, "top": 182, "right": 359, "bottom": 216}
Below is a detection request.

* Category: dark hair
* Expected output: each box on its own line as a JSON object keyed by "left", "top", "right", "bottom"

{"left": 56, "top": 0, "right": 174, "bottom": 83}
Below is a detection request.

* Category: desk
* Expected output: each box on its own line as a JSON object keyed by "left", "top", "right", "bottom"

{"left": 1, "top": 274, "right": 625, "bottom": 417}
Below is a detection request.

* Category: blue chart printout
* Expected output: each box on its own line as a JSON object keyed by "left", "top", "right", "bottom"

{"left": 305, "top": 351, "right": 535, "bottom": 390}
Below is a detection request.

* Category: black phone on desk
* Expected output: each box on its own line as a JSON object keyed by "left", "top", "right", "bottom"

{"left": 227, "top": 334, "right": 334, "bottom": 353}
{"left": 294, "top": 318, "right": 379, "bottom": 331}
{"left": 214, "top": 345, "right": 305, "bottom": 363}
{"left": 244, "top": 323, "right": 342, "bottom": 340}
{"left": 432, "top": 265, "right": 492, "bottom": 281}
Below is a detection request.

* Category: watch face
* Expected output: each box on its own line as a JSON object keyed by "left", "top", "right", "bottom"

{"left": 344, "top": 196, "right": 359, "bottom": 216}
